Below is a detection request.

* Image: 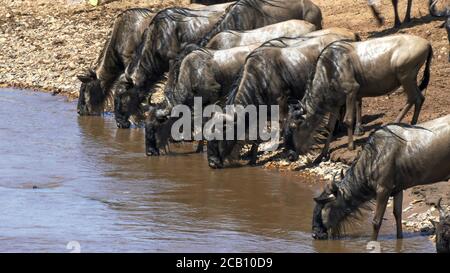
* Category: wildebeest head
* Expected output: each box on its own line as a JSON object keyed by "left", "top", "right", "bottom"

{"left": 77, "top": 69, "right": 104, "bottom": 116}
{"left": 114, "top": 75, "right": 142, "bottom": 128}
{"left": 431, "top": 198, "right": 450, "bottom": 253}
{"left": 283, "top": 101, "right": 307, "bottom": 162}
{"left": 144, "top": 106, "right": 172, "bottom": 156}
{"left": 312, "top": 171, "right": 348, "bottom": 239}
{"left": 206, "top": 111, "right": 239, "bottom": 169}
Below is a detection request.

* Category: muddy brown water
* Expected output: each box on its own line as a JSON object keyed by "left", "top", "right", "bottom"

{"left": 0, "top": 89, "right": 435, "bottom": 252}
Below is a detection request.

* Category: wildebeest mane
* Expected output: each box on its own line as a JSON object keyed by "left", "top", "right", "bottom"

{"left": 199, "top": 0, "right": 285, "bottom": 47}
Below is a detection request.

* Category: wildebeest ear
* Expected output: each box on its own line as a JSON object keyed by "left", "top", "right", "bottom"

{"left": 314, "top": 193, "right": 336, "bottom": 204}
{"left": 77, "top": 74, "right": 92, "bottom": 83}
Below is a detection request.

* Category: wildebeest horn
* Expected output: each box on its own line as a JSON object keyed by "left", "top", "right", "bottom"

{"left": 89, "top": 68, "right": 96, "bottom": 78}
{"left": 125, "top": 74, "right": 133, "bottom": 84}
{"left": 437, "top": 198, "right": 445, "bottom": 219}
{"left": 330, "top": 176, "right": 339, "bottom": 194}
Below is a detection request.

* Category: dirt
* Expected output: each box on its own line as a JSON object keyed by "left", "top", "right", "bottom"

{"left": 0, "top": 0, "right": 449, "bottom": 233}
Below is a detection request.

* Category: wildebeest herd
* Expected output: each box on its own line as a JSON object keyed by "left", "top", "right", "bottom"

{"left": 77, "top": 0, "right": 450, "bottom": 252}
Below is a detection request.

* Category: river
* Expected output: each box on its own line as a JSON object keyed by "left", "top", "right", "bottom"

{"left": 0, "top": 89, "right": 435, "bottom": 252}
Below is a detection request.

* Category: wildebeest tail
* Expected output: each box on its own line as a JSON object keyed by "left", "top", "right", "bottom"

{"left": 419, "top": 44, "right": 433, "bottom": 91}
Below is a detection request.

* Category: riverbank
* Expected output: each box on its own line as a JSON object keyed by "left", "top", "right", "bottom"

{"left": 1, "top": 0, "right": 449, "bottom": 239}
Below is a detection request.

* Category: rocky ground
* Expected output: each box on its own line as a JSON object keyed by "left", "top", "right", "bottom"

{"left": 0, "top": 0, "right": 190, "bottom": 98}
{"left": 0, "top": 0, "right": 449, "bottom": 237}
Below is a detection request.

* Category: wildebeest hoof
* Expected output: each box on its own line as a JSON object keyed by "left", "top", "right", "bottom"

{"left": 354, "top": 126, "right": 364, "bottom": 136}
{"left": 312, "top": 231, "right": 328, "bottom": 240}
{"left": 208, "top": 158, "right": 223, "bottom": 169}
{"left": 117, "top": 121, "right": 131, "bottom": 129}
{"left": 287, "top": 150, "right": 298, "bottom": 162}
{"left": 146, "top": 149, "right": 160, "bottom": 156}
{"left": 209, "top": 162, "right": 223, "bottom": 169}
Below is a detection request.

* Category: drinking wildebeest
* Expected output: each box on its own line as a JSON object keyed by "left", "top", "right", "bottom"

{"left": 284, "top": 34, "right": 433, "bottom": 164}
{"left": 77, "top": 8, "right": 154, "bottom": 116}
{"left": 429, "top": 0, "right": 450, "bottom": 61}
{"left": 113, "top": 7, "right": 227, "bottom": 128}
{"left": 115, "top": 0, "right": 323, "bottom": 129}
{"left": 312, "top": 115, "right": 450, "bottom": 241}
{"left": 145, "top": 43, "right": 260, "bottom": 156}
{"left": 205, "top": 29, "right": 360, "bottom": 168}
{"left": 205, "top": 20, "right": 317, "bottom": 49}
{"left": 76, "top": 3, "right": 231, "bottom": 116}
{"left": 368, "top": 0, "right": 414, "bottom": 27}
{"left": 145, "top": 20, "right": 318, "bottom": 155}
{"left": 198, "top": 0, "right": 323, "bottom": 47}
{"left": 431, "top": 198, "right": 450, "bottom": 253}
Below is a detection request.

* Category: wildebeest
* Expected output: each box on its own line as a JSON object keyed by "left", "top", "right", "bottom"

{"left": 145, "top": 43, "right": 260, "bottom": 156}
{"left": 115, "top": 0, "right": 323, "bottom": 129}
{"left": 312, "top": 115, "right": 450, "bottom": 241}
{"left": 205, "top": 29, "right": 360, "bottom": 169}
{"left": 205, "top": 20, "right": 317, "bottom": 49}
{"left": 77, "top": 8, "right": 154, "bottom": 116}
{"left": 429, "top": 0, "right": 450, "bottom": 62}
{"left": 145, "top": 20, "right": 317, "bottom": 156}
{"left": 431, "top": 198, "right": 450, "bottom": 253}
{"left": 284, "top": 34, "right": 433, "bottom": 163}
{"left": 199, "top": 0, "right": 323, "bottom": 46}
{"left": 113, "top": 7, "right": 227, "bottom": 128}
{"left": 368, "top": 0, "right": 414, "bottom": 27}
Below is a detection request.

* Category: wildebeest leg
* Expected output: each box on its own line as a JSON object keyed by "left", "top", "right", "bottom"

{"left": 396, "top": 77, "right": 424, "bottom": 124}
{"left": 344, "top": 88, "right": 358, "bottom": 150}
{"left": 393, "top": 191, "right": 404, "bottom": 239}
{"left": 248, "top": 143, "right": 258, "bottom": 166}
{"left": 392, "top": 0, "right": 402, "bottom": 27}
{"left": 369, "top": 3, "right": 384, "bottom": 25}
{"left": 411, "top": 92, "right": 425, "bottom": 125}
{"left": 196, "top": 140, "right": 204, "bottom": 153}
{"left": 354, "top": 98, "right": 364, "bottom": 136}
{"left": 372, "top": 188, "right": 391, "bottom": 241}
{"left": 395, "top": 77, "right": 423, "bottom": 123}
{"left": 313, "top": 113, "right": 338, "bottom": 164}
{"left": 403, "top": 0, "right": 413, "bottom": 23}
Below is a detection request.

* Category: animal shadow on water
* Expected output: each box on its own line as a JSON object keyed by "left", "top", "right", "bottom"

{"left": 368, "top": 14, "right": 443, "bottom": 38}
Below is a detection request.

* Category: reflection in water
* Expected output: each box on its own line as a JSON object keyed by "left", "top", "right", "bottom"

{"left": 0, "top": 89, "right": 435, "bottom": 252}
